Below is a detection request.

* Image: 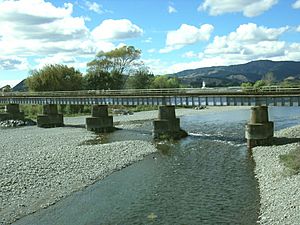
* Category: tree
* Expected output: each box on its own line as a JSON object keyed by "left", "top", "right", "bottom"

{"left": 86, "top": 46, "right": 142, "bottom": 90}
{"left": 26, "top": 64, "right": 83, "bottom": 91}
{"left": 253, "top": 80, "right": 267, "bottom": 88}
{"left": 87, "top": 46, "right": 141, "bottom": 74}
{"left": 83, "top": 70, "right": 111, "bottom": 90}
{"left": 262, "top": 71, "right": 276, "bottom": 85}
{"left": 241, "top": 82, "right": 253, "bottom": 89}
{"left": 151, "top": 75, "right": 181, "bottom": 88}
{"left": 125, "top": 68, "right": 154, "bottom": 89}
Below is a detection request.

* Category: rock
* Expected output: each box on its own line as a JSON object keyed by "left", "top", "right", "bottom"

{"left": 0, "top": 119, "right": 36, "bottom": 128}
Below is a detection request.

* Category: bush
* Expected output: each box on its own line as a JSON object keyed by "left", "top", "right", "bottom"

{"left": 279, "top": 147, "right": 300, "bottom": 174}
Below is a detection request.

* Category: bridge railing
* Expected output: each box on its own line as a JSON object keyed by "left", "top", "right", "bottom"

{"left": 1, "top": 88, "right": 241, "bottom": 97}
{"left": 1, "top": 86, "right": 300, "bottom": 97}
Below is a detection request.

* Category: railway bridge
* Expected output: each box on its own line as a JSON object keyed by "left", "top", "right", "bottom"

{"left": 1, "top": 87, "right": 300, "bottom": 148}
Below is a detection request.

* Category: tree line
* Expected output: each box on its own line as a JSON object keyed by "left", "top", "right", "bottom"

{"left": 26, "top": 46, "right": 181, "bottom": 92}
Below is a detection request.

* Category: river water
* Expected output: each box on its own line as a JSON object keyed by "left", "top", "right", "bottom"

{"left": 14, "top": 107, "right": 300, "bottom": 225}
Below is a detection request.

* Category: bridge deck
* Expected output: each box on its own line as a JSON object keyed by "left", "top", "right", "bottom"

{"left": 1, "top": 88, "right": 300, "bottom": 106}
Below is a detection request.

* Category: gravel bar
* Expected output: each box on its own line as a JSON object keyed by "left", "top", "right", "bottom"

{"left": 252, "top": 125, "right": 300, "bottom": 224}
{"left": 0, "top": 106, "right": 246, "bottom": 224}
{"left": 0, "top": 125, "right": 157, "bottom": 224}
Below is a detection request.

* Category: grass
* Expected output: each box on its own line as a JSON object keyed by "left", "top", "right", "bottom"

{"left": 279, "top": 147, "right": 300, "bottom": 174}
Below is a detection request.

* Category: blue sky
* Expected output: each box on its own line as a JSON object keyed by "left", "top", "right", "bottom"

{"left": 1, "top": 0, "right": 300, "bottom": 87}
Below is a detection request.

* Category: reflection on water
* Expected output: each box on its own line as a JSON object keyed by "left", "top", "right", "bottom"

{"left": 14, "top": 107, "right": 300, "bottom": 225}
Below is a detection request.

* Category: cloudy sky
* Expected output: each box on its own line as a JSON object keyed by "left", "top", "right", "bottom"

{"left": 1, "top": 0, "right": 300, "bottom": 87}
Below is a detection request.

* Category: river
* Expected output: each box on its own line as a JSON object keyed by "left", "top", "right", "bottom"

{"left": 14, "top": 107, "right": 300, "bottom": 225}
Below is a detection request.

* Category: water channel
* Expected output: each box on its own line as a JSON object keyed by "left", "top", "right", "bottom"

{"left": 14, "top": 107, "right": 300, "bottom": 225}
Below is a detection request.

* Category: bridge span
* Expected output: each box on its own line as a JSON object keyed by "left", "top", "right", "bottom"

{"left": 1, "top": 87, "right": 300, "bottom": 148}
{"left": 1, "top": 87, "right": 300, "bottom": 106}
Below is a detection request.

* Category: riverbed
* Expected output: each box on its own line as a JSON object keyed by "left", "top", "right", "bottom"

{"left": 3, "top": 106, "right": 300, "bottom": 224}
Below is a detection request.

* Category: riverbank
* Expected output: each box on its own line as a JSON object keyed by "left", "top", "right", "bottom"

{"left": 0, "top": 106, "right": 242, "bottom": 224}
{"left": 252, "top": 125, "right": 300, "bottom": 224}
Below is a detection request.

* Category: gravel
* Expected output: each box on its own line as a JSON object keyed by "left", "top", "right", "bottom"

{"left": 0, "top": 119, "right": 36, "bottom": 128}
{"left": 0, "top": 106, "right": 246, "bottom": 224}
{"left": 252, "top": 125, "right": 300, "bottom": 225}
{"left": 0, "top": 125, "right": 157, "bottom": 224}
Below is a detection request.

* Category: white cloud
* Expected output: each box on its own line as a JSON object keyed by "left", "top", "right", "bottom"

{"left": 147, "top": 49, "right": 156, "bottom": 53}
{"left": 85, "top": 1, "right": 103, "bottom": 14}
{"left": 297, "top": 26, "right": 300, "bottom": 32}
{"left": 168, "top": 5, "right": 177, "bottom": 13}
{"left": 159, "top": 24, "right": 214, "bottom": 53}
{"left": 91, "top": 19, "right": 143, "bottom": 40}
{"left": 35, "top": 54, "right": 87, "bottom": 70}
{"left": 0, "top": 0, "right": 94, "bottom": 56}
{"left": 157, "top": 23, "right": 299, "bottom": 74}
{"left": 0, "top": 0, "right": 73, "bottom": 23}
{"left": 0, "top": 80, "right": 23, "bottom": 89}
{"left": 182, "top": 51, "right": 200, "bottom": 58}
{"left": 198, "top": 0, "right": 278, "bottom": 17}
{"left": 292, "top": 0, "right": 300, "bottom": 8}
{"left": 0, "top": 56, "right": 29, "bottom": 70}
{"left": 0, "top": 1, "right": 143, "bottom": 72}
{"left": 205, "top": 23, "right": 288, "bottom": 56}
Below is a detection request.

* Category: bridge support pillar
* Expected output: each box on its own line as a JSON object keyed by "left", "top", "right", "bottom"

{"left": 245, "top": 106, "right": 274, "bottom": 148}
{"left": 153, "top": 106, "right": 187, "bottom": 139}
{"left": 37, "top": 104, "right": 64, "bottom": 128}
{"left": 0, "top": 104, "right": 24, "bottom": 121}
{"left": 86, "top": 105, "right": 114, "bottom": 132}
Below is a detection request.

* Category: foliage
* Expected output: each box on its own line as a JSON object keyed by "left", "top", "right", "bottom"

{"left": 262, "top": 71, "right": 276, "bottom": 85}
{"left": 86, "top": 46, "right": 142, "bottom": 90}
{"left": 279, "top": 147, "right": 300, "bottom": 174}
{"left": 26, "top": 64, "right": 83, "bottom": 91}
{"left": 0, "top": 85, "right": 12, "bottom": 92}
{"left": 151, "top": 75, "right": 180, "bottom": 88}
{"left": 241, "top": 82, "right": 253, "bottom": 88}
{"left": 84, "top": 70, "right": 112, "bottom": 90}
{"left": 253, "top": 80, "right": 267, "bottom": 88}
{"left": 125, "top": 67, "right": 154, "bottom": 89}
{"left": 59, "top": 105, "right": 91, "bottom": 116}
{"left": 87, "top": 46, "right": 141, "bottom": 74}
{"left": 20, "top": 105, "right": 43, "bottom": 119}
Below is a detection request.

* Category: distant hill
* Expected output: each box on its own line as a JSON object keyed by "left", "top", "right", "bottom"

{"left": 12, "top": 79, "right": 28, "bottom": 92}
{"left": 170, "top": 60, "right": 300, "bottom": 87}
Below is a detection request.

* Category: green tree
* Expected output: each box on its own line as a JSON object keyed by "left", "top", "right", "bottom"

{"left": 125, "top": 68, "right": 154, "bottom": 89}
{"left": 151, "top": 75, "right": 181, "bottom": 88}
{"left": 26, "top": 64, "right": 83, "bottom": 91}
{"left": 87, "top": 46, "right": 141, "bottom": 74}
{"left": 262, "top": 71, "right": 276, "bottom": 85}
{"left": 86, "top": 46, "right": 142, "bottom": 89}
{"left": 167, "top": 77, "right": 180, "bottom": 88}
{"left": 83, "top": 70, "right": 111, "bottom": 90}
{"left": 253, "top": 80, "right": 267, "bottom": 88}
{"left": 241, "top": 82, "right": 253, "bottom": 89}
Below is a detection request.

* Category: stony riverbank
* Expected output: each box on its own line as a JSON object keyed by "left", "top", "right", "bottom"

{"left": 0, "top": 106, "right": 247, "bottom": 224}
{"left": 252, "top": 125, "right": 300, "bottom": 224}
{"left": 0, "top": 126, "right": 157, "bottom": 224}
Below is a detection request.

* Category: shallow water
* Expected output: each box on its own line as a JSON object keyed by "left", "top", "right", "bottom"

{"left": 14, "top": 107, "right": 300, "bottom": 225}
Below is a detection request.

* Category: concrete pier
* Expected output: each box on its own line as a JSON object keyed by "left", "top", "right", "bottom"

{"left": 86, "top": 105, "right": 114, "bottom": 132}
{"left": 37, "top": 104, "right": 64, "bottom": 128}
{"left": 153, "top": 105, "right": 187, "bottom": 139}
{"left": 0, "top": 104, "right": 24, "bottom": 121}
{"left": 245, "top": 106, "right": 274, "bottom": 148}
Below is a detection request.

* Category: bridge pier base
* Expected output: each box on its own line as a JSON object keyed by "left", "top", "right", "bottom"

{"left": 37, "top": 104, "right": 64, "bottom": 128}
{"left": 0, "top": 104, "right": 24, "bottom": 121}
{"left": 153, "top": 106, "right": 187, "bottom": 140}
{"left": 86, "top": 105, "right": 114, "bottom": 132}
{"left": 245, "top": 106, "right": 274, "bottom": 148}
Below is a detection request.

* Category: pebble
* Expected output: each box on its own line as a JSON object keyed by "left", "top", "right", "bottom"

{"left": 0, "top": 122, "right": 157, "bottom": 225}
{"left": 252, "top": 125, "right": 300, "bottom": 225}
